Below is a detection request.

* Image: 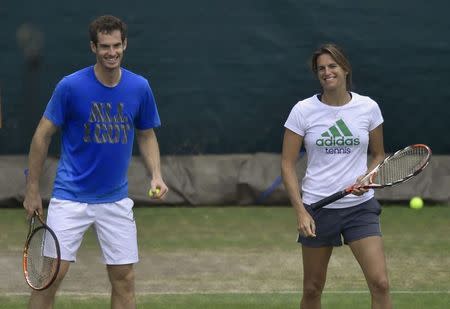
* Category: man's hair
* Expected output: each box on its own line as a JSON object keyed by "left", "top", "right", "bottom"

{"left": 311, "top": 43, "right": 352, "bottom": 90}
{"left": 89, "top": 15, "right": 127, "bottom": 45}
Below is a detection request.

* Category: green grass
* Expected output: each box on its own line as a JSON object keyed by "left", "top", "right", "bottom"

{"left": 2, "top": 293, "right": 449, "bottom": 308}
{"left": 134, "top": 206, "right": 299, "bottom": 251}
{"left": 3, "top": 205, "right": 449, "bottom": 252}
{"left": 1, "top": 205, "right": 449, "bottom": 308}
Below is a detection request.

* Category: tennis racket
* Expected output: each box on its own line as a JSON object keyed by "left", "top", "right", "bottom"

{"left": 310, "top": 144, "right": 432, "bottom": 210}
{"left": 22, "top": 210, "right": 61, "bottom": 290}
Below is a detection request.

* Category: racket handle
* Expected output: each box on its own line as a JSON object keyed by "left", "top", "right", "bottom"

{"left": 310, "top": 190, "right": 350, "bottom": 210}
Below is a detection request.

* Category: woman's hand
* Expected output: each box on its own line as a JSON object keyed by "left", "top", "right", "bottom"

{"left": 351, "top": 175, "right": 369, "bottom": 196}
{"left": 297, "top": 211, "right": 316, "bottom": 237}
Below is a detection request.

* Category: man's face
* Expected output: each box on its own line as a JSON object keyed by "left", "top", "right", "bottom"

{"left": 91, "top": 30, "right": 126, "bottom": 71}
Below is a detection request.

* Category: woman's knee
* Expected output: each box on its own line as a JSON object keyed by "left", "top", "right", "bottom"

{"left": 369, "top": 276, "right": 390, "bottom": 295}
{"left": 303, "top": 280, "right": 326, "bottom": 298}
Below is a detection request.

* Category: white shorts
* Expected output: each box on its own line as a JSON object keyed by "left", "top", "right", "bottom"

{"left": 46, "top": 197, "right": 138, "bottom": 265}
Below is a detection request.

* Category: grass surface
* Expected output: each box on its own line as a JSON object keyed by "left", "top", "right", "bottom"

{"left": 1, "top": 205, "right": 449, "bottom": 308}
{"left": 1, "top": 292, "right": 449, "bottom": 309}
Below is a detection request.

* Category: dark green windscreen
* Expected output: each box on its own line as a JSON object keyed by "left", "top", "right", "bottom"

{"left": 1, "top": 1, "right": 449, "bottom": 154}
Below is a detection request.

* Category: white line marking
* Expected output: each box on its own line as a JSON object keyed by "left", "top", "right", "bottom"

{"left": 3, "top": 290, "right": 450, "bottom": 297}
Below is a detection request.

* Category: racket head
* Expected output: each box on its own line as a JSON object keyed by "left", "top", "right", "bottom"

{"left": 23, "top": 215, "right": 61, "bottom": 290}
{"left": 362, "top": 144, "right": 431, "bottom": 188}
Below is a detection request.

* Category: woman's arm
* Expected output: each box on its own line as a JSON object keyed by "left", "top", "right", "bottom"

{"left": 281, "top": 129, "right": 316, "bottom": 237}
{"left": 367, "top": 124, "right": 385, "bottom": 171}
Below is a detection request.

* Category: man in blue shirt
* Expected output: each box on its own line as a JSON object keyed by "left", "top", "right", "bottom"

{"left": 23, "top": 15, "right": 168, "bottom": 308}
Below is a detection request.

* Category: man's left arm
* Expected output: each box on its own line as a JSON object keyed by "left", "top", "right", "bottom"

{"left": 136, "top": 128, "right": 168, "bottom": 199}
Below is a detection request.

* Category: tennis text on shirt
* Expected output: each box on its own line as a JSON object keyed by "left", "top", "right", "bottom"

{"left": 315, "top": 118, "right": 360, "bottom": 154}
{"left": 284, "top": 92, "right": 384, "bottom": 209}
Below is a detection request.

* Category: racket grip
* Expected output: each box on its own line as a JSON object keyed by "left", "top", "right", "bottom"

{"left": 310, "top": 190, "right": 349, "bottom": 210}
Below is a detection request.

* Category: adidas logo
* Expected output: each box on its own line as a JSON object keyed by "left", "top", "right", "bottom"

{"left": 316, "top": 119, "right": 360, "bottom": 147}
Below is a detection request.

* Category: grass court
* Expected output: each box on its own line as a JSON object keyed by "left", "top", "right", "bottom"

{"left": 0, "top": 205, "right": 449, "bottom": 308}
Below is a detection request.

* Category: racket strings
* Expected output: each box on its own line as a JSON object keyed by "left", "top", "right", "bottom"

{"left": 25, "top": 228, "right": 59, "bottom": 289}
{"left": 374, "top": 147, "right": 429, "bottom": 185}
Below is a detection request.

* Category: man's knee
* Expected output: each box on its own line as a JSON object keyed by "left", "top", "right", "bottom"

{"left": 107, "top": 265, "right": 135, "bottom": 288}
{"left": 28, "top": 262, "right": 70, "bottom": 309}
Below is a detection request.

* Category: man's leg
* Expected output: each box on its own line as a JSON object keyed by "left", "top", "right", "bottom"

{"left": 107, "top": 264, "right": 136, "bottom": 309}
{"left": 28, "top": 260, "right": 70, "bottom": 309}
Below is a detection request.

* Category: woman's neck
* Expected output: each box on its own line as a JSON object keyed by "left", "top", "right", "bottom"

{"left": 321, "top": 89, "right": 351, "bottom": 106}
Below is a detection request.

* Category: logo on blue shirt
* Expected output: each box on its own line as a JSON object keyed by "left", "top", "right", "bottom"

{"left": 83, "top": 102, "right": 131, "bottom": 144}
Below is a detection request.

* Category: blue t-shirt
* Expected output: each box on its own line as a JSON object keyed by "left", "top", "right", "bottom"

{"left": 44, "top": 66, "right": 161, "bottom": 203}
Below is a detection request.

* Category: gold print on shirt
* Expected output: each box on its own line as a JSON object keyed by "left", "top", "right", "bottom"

{"left": 83, "top": 102, "right": 131, "bottom": 144}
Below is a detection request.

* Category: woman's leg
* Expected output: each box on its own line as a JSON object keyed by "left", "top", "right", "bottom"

{"left": 349, "top": 236, "right": 392, "bottom": 309}
{"left": 301, "top": 246, "right": 333, "bottom": 309}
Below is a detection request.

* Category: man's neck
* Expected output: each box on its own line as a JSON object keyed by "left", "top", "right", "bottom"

{"left": 94, "top": 64, "right": 121, "bottom": 87}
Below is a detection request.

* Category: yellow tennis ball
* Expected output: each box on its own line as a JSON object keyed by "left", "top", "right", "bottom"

{"left": 409, "top": 197, "right": 424, "bottom": 209}
{"left": 148, "top": 188, "right": 160, "bottom": 197}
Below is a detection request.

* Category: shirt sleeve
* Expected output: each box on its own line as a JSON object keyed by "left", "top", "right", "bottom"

{"left": 43, "top": 78, "right": 69, "bottom": 127}
{"left": 284, "top": 103, "right": 306, "bottom": 136}
{"left": 369, "top": 101, "right": 384, "bottom": 131}
{"left": 134, "top": 80, "right": 161, "bottom": 130}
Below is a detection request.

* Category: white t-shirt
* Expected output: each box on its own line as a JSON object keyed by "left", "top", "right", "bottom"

{"left": 284, "top": 92, "right": 384, "bottom": 209}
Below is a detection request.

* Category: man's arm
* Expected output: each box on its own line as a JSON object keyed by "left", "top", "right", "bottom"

{"left": 23, "top": 117, "right": 58, "bottom": 218}
{"left": 136, "top": 128, "right": 168, "bottom": 199}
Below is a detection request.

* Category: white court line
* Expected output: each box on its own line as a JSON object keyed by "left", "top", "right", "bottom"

{"left": 3, "top": 290, "right": 450, "bottom": 297}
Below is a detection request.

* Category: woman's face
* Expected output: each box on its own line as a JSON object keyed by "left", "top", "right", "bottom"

{"left": 316, "top": 53, "right": 347, "bottom": 92}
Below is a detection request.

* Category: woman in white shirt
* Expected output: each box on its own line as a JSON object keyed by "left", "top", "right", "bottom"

{"left": 281, "top": 43, "right": 392, "bottom": 308}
